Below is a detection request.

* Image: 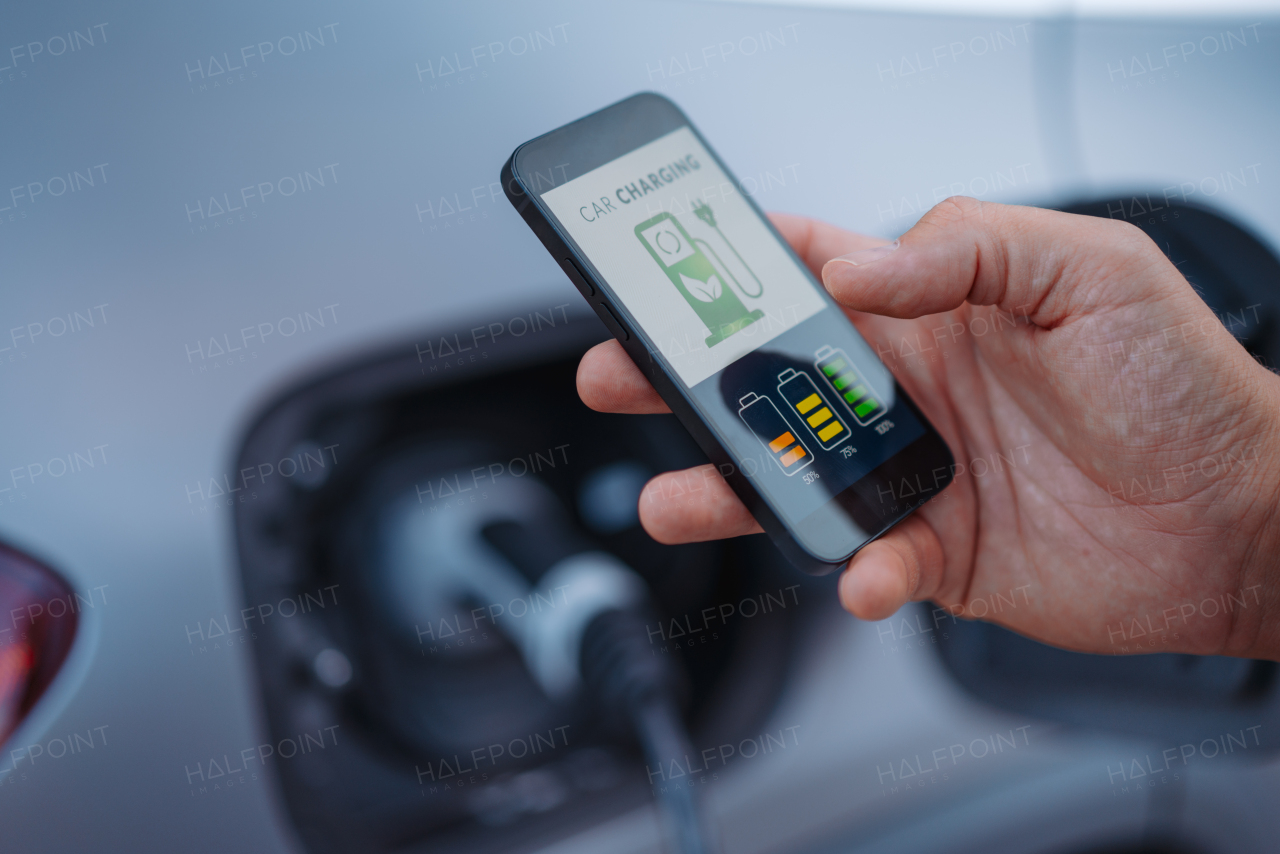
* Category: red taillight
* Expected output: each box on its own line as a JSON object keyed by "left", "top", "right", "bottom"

{"left": 0, "top": 544, "right": 78, "bottom": 746}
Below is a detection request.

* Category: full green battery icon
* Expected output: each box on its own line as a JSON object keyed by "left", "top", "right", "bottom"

{"left": 814, "top": 345, "right": 887, "bottom": 426}
{"left": 738, "top": 392, "right": 812, "bottom": 476}
{"left": 776, "top": 368, "right": 850, "bottom": 450}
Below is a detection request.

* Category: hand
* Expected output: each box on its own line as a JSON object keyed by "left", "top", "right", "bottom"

{"left": 577, "top": 198, "right": 1280, "bottom": 660}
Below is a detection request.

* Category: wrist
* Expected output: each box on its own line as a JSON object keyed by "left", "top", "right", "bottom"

{"left": 1229, "top": 370, "right": 1280, "bottom": 661}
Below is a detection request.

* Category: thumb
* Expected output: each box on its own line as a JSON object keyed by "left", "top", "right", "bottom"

{"left": 821, "top": 197, "right": 1164, "bottom": 323}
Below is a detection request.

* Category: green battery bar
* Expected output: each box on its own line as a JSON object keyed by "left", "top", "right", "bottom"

{"left": 814, "top": 345, "right": 886, "bottom": 427}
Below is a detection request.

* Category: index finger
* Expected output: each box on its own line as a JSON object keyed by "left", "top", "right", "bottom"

{"left": 576, "top": 339, "right": 669, "bottom": 414}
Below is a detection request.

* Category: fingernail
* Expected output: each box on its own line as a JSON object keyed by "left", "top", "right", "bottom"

{"left": 830, "top": 239, "right": 899, "bottom": 267}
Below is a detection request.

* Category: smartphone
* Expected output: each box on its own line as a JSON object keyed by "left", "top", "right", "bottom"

{"left": 502, "top": 93, "right": 954, "bottom": 574}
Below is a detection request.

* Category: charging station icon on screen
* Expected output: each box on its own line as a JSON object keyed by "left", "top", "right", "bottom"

{"left": 636, "top": 211, "right": 763, "bottom": 347}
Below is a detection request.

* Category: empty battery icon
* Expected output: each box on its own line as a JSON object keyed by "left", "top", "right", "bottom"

{"left": 813, "top": 345, "right": 887, "bottom": 426}
{"left": 738, "top": 392, "right": 812, "bottom": 476}
{"left": 775, "top": 368, "right": 850, "bottom": 450}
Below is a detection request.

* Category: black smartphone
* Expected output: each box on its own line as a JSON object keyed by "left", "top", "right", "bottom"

{"left": 502, "top": 93, "right": 954, "bottom": 575}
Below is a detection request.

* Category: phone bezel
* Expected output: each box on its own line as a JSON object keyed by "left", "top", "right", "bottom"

{"left": 505, "top": 92, "right": 955, "bottom": 572}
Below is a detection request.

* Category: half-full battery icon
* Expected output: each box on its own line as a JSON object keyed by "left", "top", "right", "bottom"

{"left": 738, "top": 392, "right": 812, "bottom": 476}
{"left": 813, "top": 345, "right": 887, "bottom": 426}
{"left": 775, "top": 368, "right": 850, "bottom": 450}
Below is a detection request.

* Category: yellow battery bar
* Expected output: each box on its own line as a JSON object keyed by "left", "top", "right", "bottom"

{"left": 806, "top": 407, "right": 833, "bottom": 428}
{"left": 776, "top": 367, "right": 852, "bottom": 452}
{"left": 817, "top": 421, "right": 845, "bottom": 442}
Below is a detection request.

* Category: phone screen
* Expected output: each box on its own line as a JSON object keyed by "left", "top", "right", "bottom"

{"left": 538, "top": 126, "right": 928, "bottom": 556}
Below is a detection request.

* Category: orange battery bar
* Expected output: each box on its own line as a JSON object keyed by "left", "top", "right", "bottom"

{"left": 768, "top": 431, "right": 797, "bottom": 453}
{"left": 738, "top": 392, "right": 813, "bottom": 476}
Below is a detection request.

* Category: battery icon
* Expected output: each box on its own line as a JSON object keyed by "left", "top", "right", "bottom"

{"left": 775, "top": 368, "right": 850, "bottom": 450}
{"left": 738, "top": 392, "right": 812, "bottom": 476}
{"left": 813, "top": 345, "right": 887, "bottom": 426}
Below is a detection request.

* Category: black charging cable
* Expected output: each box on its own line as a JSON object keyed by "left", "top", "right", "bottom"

{"left": 581, "top": 608, "right": 716, "bottom": 854}
{"left": 483, "top": 519, "right": 716, "bottom": 854}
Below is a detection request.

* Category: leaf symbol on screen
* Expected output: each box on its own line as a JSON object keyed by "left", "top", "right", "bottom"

{"left": 680, "top": 272, "right": 722, "bottom": 302}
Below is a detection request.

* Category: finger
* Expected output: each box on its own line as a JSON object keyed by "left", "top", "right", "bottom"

{"left": 820, "top": 197, "right": 1166, "bottom": 324}
{"left": 637, "top": 465, "right": 763, "bottom": 544}
{"left": 576, "top": 339, "right": 670, "bottom": 414}
{"left": 768, "top": 211, "right": 882, "bottom": 279}
{"left": 768, "top": 212, "right": 924, "bottom": 344}
{"left": 837, "top": 514, "right": 945, "bottom": 621}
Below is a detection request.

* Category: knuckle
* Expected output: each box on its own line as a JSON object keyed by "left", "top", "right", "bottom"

{"left": 1091, "top": 217, "right": 1169, "bottom": 272}
{"left": 1100, "top": 216, "right": 1146, "bottom": 243}
{"left": 1090, "top": 215, "right": 1149, "bottom": 249}
{"left": 926, "top": 195, "right": 985, "bottom": 227}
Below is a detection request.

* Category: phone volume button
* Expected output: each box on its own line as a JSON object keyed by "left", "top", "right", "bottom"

{"left": 559, "top": 257, "right": 595, "bottom": 296}
{"left": 600, "top": 304, "right": 630, "bottom": 341}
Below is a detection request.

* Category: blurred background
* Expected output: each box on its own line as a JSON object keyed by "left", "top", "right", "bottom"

{"left": 1, "top": 1, "right": 1279, "bottom": 852}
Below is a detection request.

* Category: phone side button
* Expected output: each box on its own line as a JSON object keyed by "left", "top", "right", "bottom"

{"left": 599, "top": 304, "right": 630, "bottom": 341}
{"left": 558, "top": 257, "right": 595, "bottom": 296}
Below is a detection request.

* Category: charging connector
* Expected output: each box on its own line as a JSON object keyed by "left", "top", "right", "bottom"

{"left": 377, "top": 471, "right": 716, "bottom": 853}
{"left": 581, "top": 608, "right": 716, "bottom": 854}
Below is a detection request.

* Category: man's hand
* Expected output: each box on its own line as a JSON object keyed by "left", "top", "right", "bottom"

{"left": 577, "top": 199, "right": 1280, "bottom": 660}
